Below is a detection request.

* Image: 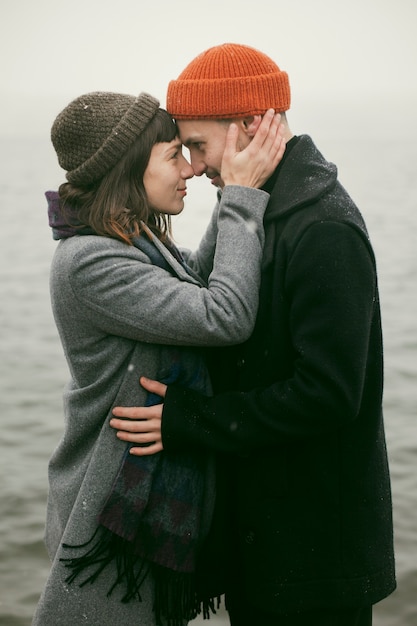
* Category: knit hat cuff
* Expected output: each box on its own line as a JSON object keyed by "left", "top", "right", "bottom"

{"left": 67, "top": 93, "right": 159, "bottom": 186}
{"left": 167, "top": 72, "right": 290, "bottom": 119}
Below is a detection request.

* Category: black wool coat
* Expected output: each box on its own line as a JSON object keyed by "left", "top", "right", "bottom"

{"left": 162, "top": 135, "right": 396, "bottom": 614}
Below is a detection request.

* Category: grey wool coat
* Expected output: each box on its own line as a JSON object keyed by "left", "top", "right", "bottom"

{"left": 31, "top": 185, "right": 269, "bottom": 626}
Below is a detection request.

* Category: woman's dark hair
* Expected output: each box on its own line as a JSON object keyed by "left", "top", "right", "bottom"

{"left": 58, "top": 109, "right": 178, "bottom": 244}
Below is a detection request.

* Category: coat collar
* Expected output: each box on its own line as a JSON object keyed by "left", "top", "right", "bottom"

{"left": 264, "top": 135, "right": 338, "bottom": 223}
{"left": 139, "top": 222, "right": 205, "bottom": 287}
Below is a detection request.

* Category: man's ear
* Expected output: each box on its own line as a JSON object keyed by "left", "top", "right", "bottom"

{"left": 242, "top": 115, "right": 262, "bottom": 138}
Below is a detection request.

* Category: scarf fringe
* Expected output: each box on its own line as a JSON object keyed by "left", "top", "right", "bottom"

{"left": 60, "top": 527, "right": 221, "bottom": 624}
{"left": 152, "top": 563, "right": 220, "bottom": 625}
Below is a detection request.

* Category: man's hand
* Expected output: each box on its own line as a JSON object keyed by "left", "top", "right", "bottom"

{"left": 110, "top": 377, "right": 167, "bottom": 456}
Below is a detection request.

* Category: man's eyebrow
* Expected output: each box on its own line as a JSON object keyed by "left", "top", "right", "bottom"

{"left": 182, "top": 135, "right": 203, "bottom": 148}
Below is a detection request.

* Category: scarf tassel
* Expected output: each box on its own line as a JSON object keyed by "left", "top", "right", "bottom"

{"left": 152, "top": 563, "right": 221, "bottom": 625}
{"left": 60, "top": 527, "right": 221, "bottom": 624}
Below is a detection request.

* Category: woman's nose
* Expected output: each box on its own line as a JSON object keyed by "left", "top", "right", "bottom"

{"left": 181, "top": 158, "right": 195, "bottom": 180}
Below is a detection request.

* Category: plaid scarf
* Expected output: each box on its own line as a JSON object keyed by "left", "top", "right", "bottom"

{"left": 61, "top": 361, "right": 216, "bottom": 625}
{"left": 48, "top": 192, "right": 219, "bottom": 624}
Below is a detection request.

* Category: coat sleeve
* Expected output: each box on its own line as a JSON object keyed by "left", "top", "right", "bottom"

{"left": 62, "top": 186, "right": 269, "bottom": 347}
{"left": 161, "top": 221, "right": 380, "bottom": 452}
{"left": 180, "top": 190, "right": 223, "bottom": 283}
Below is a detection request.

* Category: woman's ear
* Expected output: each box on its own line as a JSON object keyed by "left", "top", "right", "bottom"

{"left": 242, "top": 115, "right": 262, "bottom": 138}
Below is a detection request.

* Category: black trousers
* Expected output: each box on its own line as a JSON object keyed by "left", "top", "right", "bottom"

{"left": 226, "top": 599, "right": 372, "bottom": 626}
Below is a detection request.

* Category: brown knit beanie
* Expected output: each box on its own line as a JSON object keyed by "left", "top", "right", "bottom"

{"left": 51, "top": 91, "right": 160, "bottom": 186}
{"left": 166, "top": 43, "right": 290, "bottom": 120}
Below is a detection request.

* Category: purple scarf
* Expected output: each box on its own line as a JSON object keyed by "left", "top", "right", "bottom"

{"left": 46, "top": 190, "right": 94, "bottom": 239}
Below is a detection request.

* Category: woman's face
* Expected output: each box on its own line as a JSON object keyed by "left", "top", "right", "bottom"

{"left": 143, "top": 138, "right": 194, "bottom": 215}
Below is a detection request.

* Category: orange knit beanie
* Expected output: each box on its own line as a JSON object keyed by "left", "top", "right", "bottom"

{"left": 166, "top": 43, "right": 290, "bottom": 120}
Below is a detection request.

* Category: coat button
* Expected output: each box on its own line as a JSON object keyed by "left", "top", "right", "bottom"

{"left": 245, "top": 531, "right": 255, "bottom": 544}
{"left": 237, "top": 358, "right": 245, "bottom": 369}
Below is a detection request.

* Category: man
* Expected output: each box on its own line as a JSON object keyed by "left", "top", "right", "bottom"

{"left": 111, "top": 43, "right": 396, "bottom": 625}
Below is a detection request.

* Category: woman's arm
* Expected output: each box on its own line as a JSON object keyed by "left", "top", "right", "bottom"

{"left": 65, "top": 185, "right": 266, "bottom": 346}
{"left": 63, "top": 113, "right": 285, "bottom": 348}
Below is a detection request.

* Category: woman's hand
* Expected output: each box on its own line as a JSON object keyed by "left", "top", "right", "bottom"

{"left": 110, "top": 377, "right": 167, "bottom": 456}
{"left": 221, "top": 109, "right": 286, "bottom": 189}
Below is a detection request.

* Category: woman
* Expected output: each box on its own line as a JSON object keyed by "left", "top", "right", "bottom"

{"left": 32, "top": 90, "right": 284, "bottom": 626}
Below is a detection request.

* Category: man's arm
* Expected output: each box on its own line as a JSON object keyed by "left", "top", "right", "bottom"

{"left": 111, "top": 377, "right": 166, "bottom": 456}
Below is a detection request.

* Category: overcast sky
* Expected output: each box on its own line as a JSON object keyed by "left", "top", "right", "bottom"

{"left": 1, "top": 0, "right": 416, "bottom": 137}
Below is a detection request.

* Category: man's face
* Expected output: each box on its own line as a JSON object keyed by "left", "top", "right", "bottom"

{"left": 177, "top": 119, "right": 231, "bottom": 188}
